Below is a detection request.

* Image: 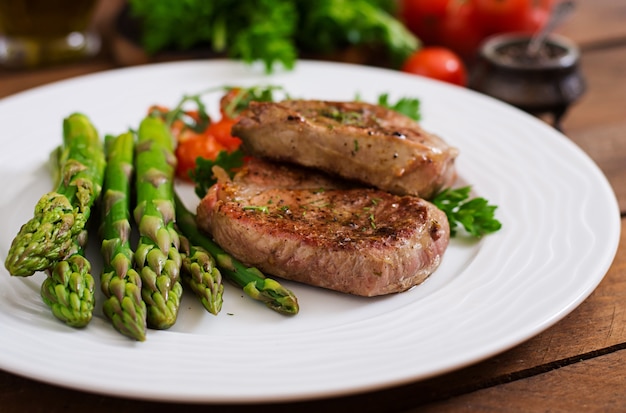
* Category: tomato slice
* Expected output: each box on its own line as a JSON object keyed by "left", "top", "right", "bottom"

{"left": 207, "top": 117, "right": 242, "bottom": 152}
{"left": 167, "top": 89, "right": 251, "bottom": 180}
{"left": 175, "top": 134, "right": 226, "bottom": 180}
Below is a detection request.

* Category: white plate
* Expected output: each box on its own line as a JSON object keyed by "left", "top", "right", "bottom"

{"left": 0, "top": 60, "right": 620, "bottom": 403}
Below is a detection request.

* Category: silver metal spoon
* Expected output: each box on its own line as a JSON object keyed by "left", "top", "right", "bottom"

{"left": 527, "top": 0, "right": 576, "bottom": 57}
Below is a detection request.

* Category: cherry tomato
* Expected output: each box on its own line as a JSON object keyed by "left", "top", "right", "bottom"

{"left": 474, "top": 0, "right": 533, "bottom": 34}
{"left": 439, "top": 0, "right": 485, "bottom": 60}
{"left": 175, "top": 134, "right": 226, "bottom": 180}
{"left": 402, "top": 0, "right": 553, "bottom": 63}
{"left": 402, "top": 47, "right": 467, "bottom": 86}
{"left": 206, "top": 117, "right": 242, "bottom": 152}
{"left": 400, "top": 0, "right": 450, "bottom": 45}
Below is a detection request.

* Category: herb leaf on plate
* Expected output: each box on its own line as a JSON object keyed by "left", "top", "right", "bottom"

{"left": 431, "top": 186, "right": 502, "bottom": 238}
{"left": 377, "top": 93, "right": 421, "bottom": 121}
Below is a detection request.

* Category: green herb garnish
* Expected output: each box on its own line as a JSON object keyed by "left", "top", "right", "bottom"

{"left": 159, "top": 85, "right": 284, "bottom": 132}
{"left": 369, "top": 213, "right": 377, "bottom": 229}
{"left": 243, "top": 205, "right": 270, "bottom": 213}
{"left": 321, "top": 107, "right": 363, "bottom": 125}
{"left": 191, "top": 150, "right": 245, "bottom": 199}
{"left": 151, "top": 93, "right": 211, "bottom": 133}
{"left": 431, "top": 186, "right": 502, "bottom": 238}
{"left": 377, "top": 93, "right": 421, "bottom": 121}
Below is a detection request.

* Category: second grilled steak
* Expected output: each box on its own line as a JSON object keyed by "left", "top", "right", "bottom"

{"left": 196, "top": 158, "right": 450, "bottom": 297}
{"left": 231, "top": 100, "right": 458, "bottom": 199}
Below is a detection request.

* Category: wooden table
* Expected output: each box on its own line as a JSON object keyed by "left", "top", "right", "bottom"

{"left": 1, "top": 1, "right": 625, "bottom": 411}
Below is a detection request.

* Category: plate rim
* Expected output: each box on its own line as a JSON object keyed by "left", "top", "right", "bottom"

{"left": 0, "top": 59, "right": 620, "bottom": 403}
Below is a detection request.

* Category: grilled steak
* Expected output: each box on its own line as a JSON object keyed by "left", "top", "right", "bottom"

{"left": 196, "top": 158, "right": 450, "bottom": 297}
{"left": 231, "top": 100, "right": 458, "bottom": 199}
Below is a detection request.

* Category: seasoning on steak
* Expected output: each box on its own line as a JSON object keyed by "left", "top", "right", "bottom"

{"left": 196, "top": 158, "right": 450, "bottom": 297}
{"left": 231, "top": 100, "right": 459, "bottom": 199}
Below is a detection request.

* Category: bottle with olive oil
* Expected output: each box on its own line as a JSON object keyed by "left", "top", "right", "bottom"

{"left": 0, "top": 0, "right": 100, "bottom": 68}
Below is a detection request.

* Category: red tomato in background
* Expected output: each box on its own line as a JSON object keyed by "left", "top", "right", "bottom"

{"left": 399, "top": 0, "right": 450, "bottom": 45}
{"left": 517, "top": 5, "right": 550, "bottom": 33}
{"left": 438, "top": 0, "right": 484, "bottom": 60}
{"left": 474, "top": 0, "right": 532, "bottom": 34}
{"left": 402, "top": 47, "right": 467, "bottom": 86}
{"left": 538, "top": 0, "right": 556, "bottom": 10}
{"left": 400, "top": 0, "right": 553, "bottom": 63}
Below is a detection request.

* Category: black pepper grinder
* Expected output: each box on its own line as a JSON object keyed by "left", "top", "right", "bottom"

{"left": 469, "top": 1, "right": 585, "bottom": 131}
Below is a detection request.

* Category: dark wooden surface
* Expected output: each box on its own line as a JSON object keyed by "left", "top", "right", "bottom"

{"left": 1, "top": 1, "right": 625, "bottom": 411}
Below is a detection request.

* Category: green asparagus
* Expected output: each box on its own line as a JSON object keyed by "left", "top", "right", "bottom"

{"left": 178, "top": 232, "right": 224, "bottom": 315}
{"left": 5, "top": 113, "right": 106, "bottom": 277}
{"left": 174, "top": 194, "right": 299, "bottom": 315}
{"left": 37, "top": 116, "right": 104, "bottom": 328}
{"left": 40, "top": 238, "right": 95, "bottom": 328}
{"left": 100, "top": 132, "right": 147, "bottom": 341}
{"left": 134, "top": 116, "right": 182, "bottom": 329}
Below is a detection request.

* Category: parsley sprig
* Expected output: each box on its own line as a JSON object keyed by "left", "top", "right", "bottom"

{"left": 377, "top": 93, "right": 421, "bottom": 121}
{"left": 431, "top": 186, "right": 502, "bottom": 238}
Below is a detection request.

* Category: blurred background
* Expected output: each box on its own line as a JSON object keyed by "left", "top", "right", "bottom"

{"left": 0, "top": 1, "right": 572, "bottom": 72}
{"left": 0, "top": 0, "right": 623, "bottom": 132}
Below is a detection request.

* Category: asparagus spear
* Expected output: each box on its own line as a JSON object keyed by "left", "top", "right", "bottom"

{"left": 174, "top": 194, "right": 299, "bottom": 315}
{"left": 5, "top": 113, "right": 106, "bottom": 277}
{"left": 100, "top": 132, "right": 147, "bottom": 341}
{"left": 178, "top": 232, "right": 224, "bottom": 315}
{"left": 36, "top": 114, "right": 104, "bottom": 327}
{"left": 40, "top": 235, "right": 95, "bottom": 327}
{"left": 134, "top": 116, "right": 182, "bottom": 329}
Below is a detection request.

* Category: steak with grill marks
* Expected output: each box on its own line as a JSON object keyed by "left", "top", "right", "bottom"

{"left": 231, "top": 100, "right": 458, "bottom": 199}
{"left": 196, "top": 158, "right": 450, "bottom": 297}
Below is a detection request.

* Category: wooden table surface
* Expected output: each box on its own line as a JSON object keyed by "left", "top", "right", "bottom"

{"left": 1, "top": 1, "right": 625, "bottom": 412}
